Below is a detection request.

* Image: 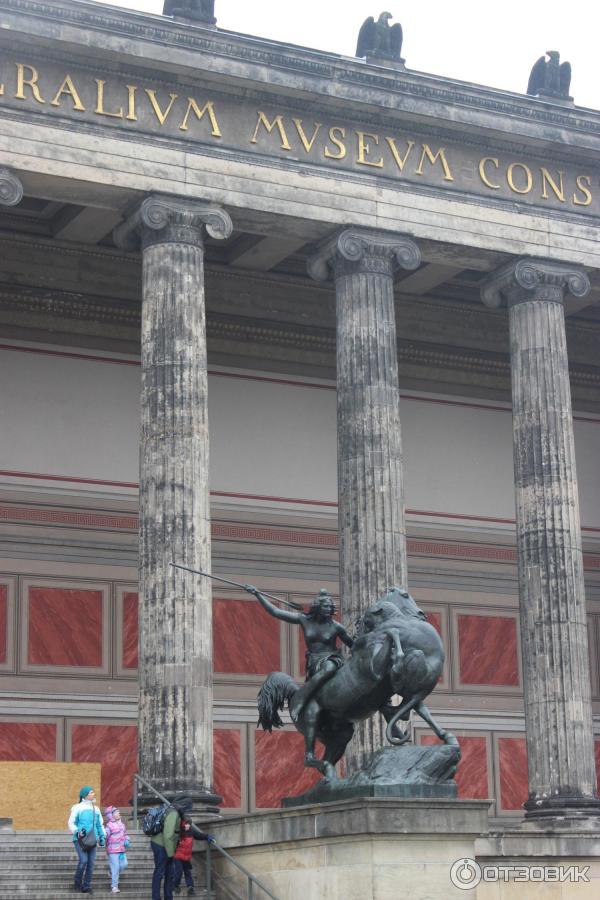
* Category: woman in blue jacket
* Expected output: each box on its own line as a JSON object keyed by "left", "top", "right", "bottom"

{"left": 67, "top": 786, "right": 106, "bottom": 894}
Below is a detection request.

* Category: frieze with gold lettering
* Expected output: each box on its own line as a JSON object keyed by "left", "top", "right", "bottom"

{"left": 1, "top": 55, "right": 598, "bottom": 216}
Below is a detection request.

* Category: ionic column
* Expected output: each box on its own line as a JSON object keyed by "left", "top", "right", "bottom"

{"left": 114, "top": 196, "right": 232, "bottom": 810}
{"left": 481, "top": 258, "right": 600, "bottom": 820}
{"left": 309, "top": 228, "right": 421, "bottom": 770}
{"left": 0, "top": 168, "right": 23, "bottom": 206}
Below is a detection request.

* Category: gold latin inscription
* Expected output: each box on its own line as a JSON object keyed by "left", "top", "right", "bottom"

{"left": 15, "top": 64, "right": 45, "bottom": 103}
{"left": 50, "top": 74, "right": 85, "bottom": 111}
{"left": 1, "top": 60, "right": 597, "bottom": 213}
{"left": 573, "top": 174, "right": 593, "bottom": 206}
{"left": 179, "top": 99, "right": 221, "bottom": 135}
{"left": 145, "top": 90, "right": 178, "bottom": 126}
{"left": 540, "top": 167, "right": 565, "bottom": 202}
{"left": 251, "top": 111, "right": 291, "bottom": 151}
{"left": 126, "top": 85, "right": 137, "bottom": 122}
{"left": 385, "top": 137, "right": 415, "bottom": 172}
{"left": 95, "top": 80, "right": 123, "bottom": 118}
{"left": 507, "top": 162, "right": 533, "bottom": 194}
{"left": 415, "top": 145, "right": 454, "bottom": 181}
{"left": 324, "top": 126, "right": 347, "bottom": 159}
{"left": 292, "top": 118, "right": 322, "bottom": 153}
{"left": 357, "top": 131, "right": 384, "bottom": 168}
{"left": 479, "top": 157, "right": 501, "bottom": 189}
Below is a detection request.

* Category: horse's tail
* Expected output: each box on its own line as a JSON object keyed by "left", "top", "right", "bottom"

{"left": 385, "top": 695, "right": 420, "bottom": 745}
{"left": 257, "top": 672, "right": 299, "bottom": 732}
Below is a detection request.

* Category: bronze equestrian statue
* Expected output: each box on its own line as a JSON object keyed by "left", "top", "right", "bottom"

{"left": 256, "top": 586, "right": 455, "bottom": 782}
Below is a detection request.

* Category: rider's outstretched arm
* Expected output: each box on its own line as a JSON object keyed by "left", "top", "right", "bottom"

{"left": 245, "top": 586, "right": 303, "bottom": 624}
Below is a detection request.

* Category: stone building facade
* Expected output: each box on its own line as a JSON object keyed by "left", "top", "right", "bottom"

{"left": 0, "top": 0, "right": 599, "bottom": 820}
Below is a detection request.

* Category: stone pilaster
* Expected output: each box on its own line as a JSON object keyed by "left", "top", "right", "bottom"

{"left": 114, "top": 196, "right": 232, "bottom": 809}
{"left": 481, "top": 258, "right": 600, "bottom": 819}
{"left": 309, "top": 228, "right": 421, "bottom": 770}
{"left": 0, "top": 168, "right": 23, "bottom": 206}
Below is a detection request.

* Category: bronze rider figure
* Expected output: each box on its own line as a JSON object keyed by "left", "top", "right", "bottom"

{"left": 244, "top": 586, "right": 353, "bottom": 702}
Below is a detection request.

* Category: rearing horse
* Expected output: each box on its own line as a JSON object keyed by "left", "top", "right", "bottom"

{"left": 257, "top": 587, "right": 456, "bottom": 781}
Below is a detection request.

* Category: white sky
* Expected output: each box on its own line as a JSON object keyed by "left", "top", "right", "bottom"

{"left": 106, "top": 0, "right": 600, "bottom": 110}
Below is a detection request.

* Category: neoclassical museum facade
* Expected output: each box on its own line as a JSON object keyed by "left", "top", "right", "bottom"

{"left": 0, "top": 0, "right": 599, "bottom": 822}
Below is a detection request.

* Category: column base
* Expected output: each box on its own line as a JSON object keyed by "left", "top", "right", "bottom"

{"left": 524, "top": 794, "right": 600, "bottom": 820}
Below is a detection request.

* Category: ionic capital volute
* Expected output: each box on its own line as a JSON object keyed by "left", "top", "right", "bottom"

{"left": 308, "top": 228, "right": 421, "bottom": 282}
{"left": 481, "top": 257, "right": 591, "bottom": 311}
{"left": 0, "top": 168, "right": 24, "bottom": 207}
{"left": 113, "top": 195, "right": 233, "bottom": 251}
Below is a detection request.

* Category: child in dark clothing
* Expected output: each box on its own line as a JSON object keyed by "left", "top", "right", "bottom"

{"left": 173, "top": 819, "right": 195, "bottom": 896}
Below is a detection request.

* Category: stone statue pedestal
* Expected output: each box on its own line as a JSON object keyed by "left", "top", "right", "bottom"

{"left": 365, "top": 53, "right": 406, "bottom": 71}
{"left": 204, "top": 797, "right": 490, "bottom": 899}
{"left": 282, "top": 743, "right": 460, "bottom": 807}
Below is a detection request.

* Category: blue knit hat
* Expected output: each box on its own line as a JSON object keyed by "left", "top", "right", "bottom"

{"left": 79, "top": 786, "right": 93, "bottom": 801}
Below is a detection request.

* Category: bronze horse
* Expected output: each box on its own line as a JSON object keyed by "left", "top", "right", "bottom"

{"left": 258, "top": 587, "right": 456, "bottom": 781}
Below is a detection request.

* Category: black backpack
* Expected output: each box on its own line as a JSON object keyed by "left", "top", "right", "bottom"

{"left": 142, "top": 803, "right": 170, "bottom": 836}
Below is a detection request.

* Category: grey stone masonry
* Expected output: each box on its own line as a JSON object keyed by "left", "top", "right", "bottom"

{"left": 0, "top": 167, "right": 23, "bottom": 206}
{"left": 309, "top": 229, "right": 421, "bottom": 771}
{"left": 481, "top": 258, "right": 600, "bottom": 820}
{"left": 114, "top": 196, "right": 232, "bottom": 808}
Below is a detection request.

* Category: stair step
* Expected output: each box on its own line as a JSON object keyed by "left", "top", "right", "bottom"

{"left": 0, "top": 894, "right": 212, "bottom": 900}
{"left": 0, "top": 831, "right": 215, "bottom": 900}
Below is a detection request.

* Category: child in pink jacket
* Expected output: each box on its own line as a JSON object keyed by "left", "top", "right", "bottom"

{"left": 104, "top": 805, "right": 130, "bottom": 894}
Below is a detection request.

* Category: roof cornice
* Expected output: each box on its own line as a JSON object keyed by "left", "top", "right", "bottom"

{"left": 2, "top": 0, "right": 600, "bottom": 154}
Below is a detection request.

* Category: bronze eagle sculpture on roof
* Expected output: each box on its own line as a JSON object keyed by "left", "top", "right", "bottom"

{"left": 527, "top": 51, "right": 572, "bottom": 100}
{"left": 356, "top": 12, "right": 403, "bottom": 61}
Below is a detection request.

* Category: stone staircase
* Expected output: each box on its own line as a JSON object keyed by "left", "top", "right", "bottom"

{"left": 0, "top": 828, "right": 211, "bottom": 899}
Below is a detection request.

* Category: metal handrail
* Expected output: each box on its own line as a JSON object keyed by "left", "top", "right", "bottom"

{"left": 131, "top": 773, "right": 279, "bottom": 900}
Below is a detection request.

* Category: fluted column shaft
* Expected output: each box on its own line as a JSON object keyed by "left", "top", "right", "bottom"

{"left": 309, "top": 229, "right": 421, "bottom": 770}
{"left": 114, "top": 196, "right": 232, "bottom": 806}
{"left": 482, "top": 258, "right": 600, "bottom": 819}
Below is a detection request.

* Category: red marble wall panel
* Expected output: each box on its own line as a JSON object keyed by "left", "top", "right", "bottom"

{"left": 426, "top": 610, "right": 442, "bottom": 636}
{"left": 214, "top": 729, "right": 242, "bottom": 808}
{"left": 420, "top": 734, "right": 489, "bottom": 800}
{"left": 122, "top": 592, "right": 138, "bottom": 670}
{"left": 498, "top": 736, "right": 528, "bottom": 811}
{"left": 213, "top": 598, "right": 280, "bottom": 675}
{"left": 0, "top": 584, "right": 7, "bottom": 664}
{"left": 255, "top": 730, "right": 321, "bottom": 807}
{"left": 71, "top": 724, "right": 137, "bottom": 807}
{"left": 458, "top": 614, "right": 519, "bottom": 686}
{"left": 0, "top": 722, "right": 57, "bottom": 761}
{"left": 28, "top": 587, "right": 103, "bottom": 667}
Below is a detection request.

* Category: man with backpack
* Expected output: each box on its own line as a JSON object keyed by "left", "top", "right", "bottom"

{"left": 148, "top": 793, "right": 211, "bottom": 900}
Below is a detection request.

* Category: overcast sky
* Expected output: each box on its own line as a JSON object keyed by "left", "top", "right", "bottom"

{"left": 106, "top": 0, "right": 599, "bottom": 110}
